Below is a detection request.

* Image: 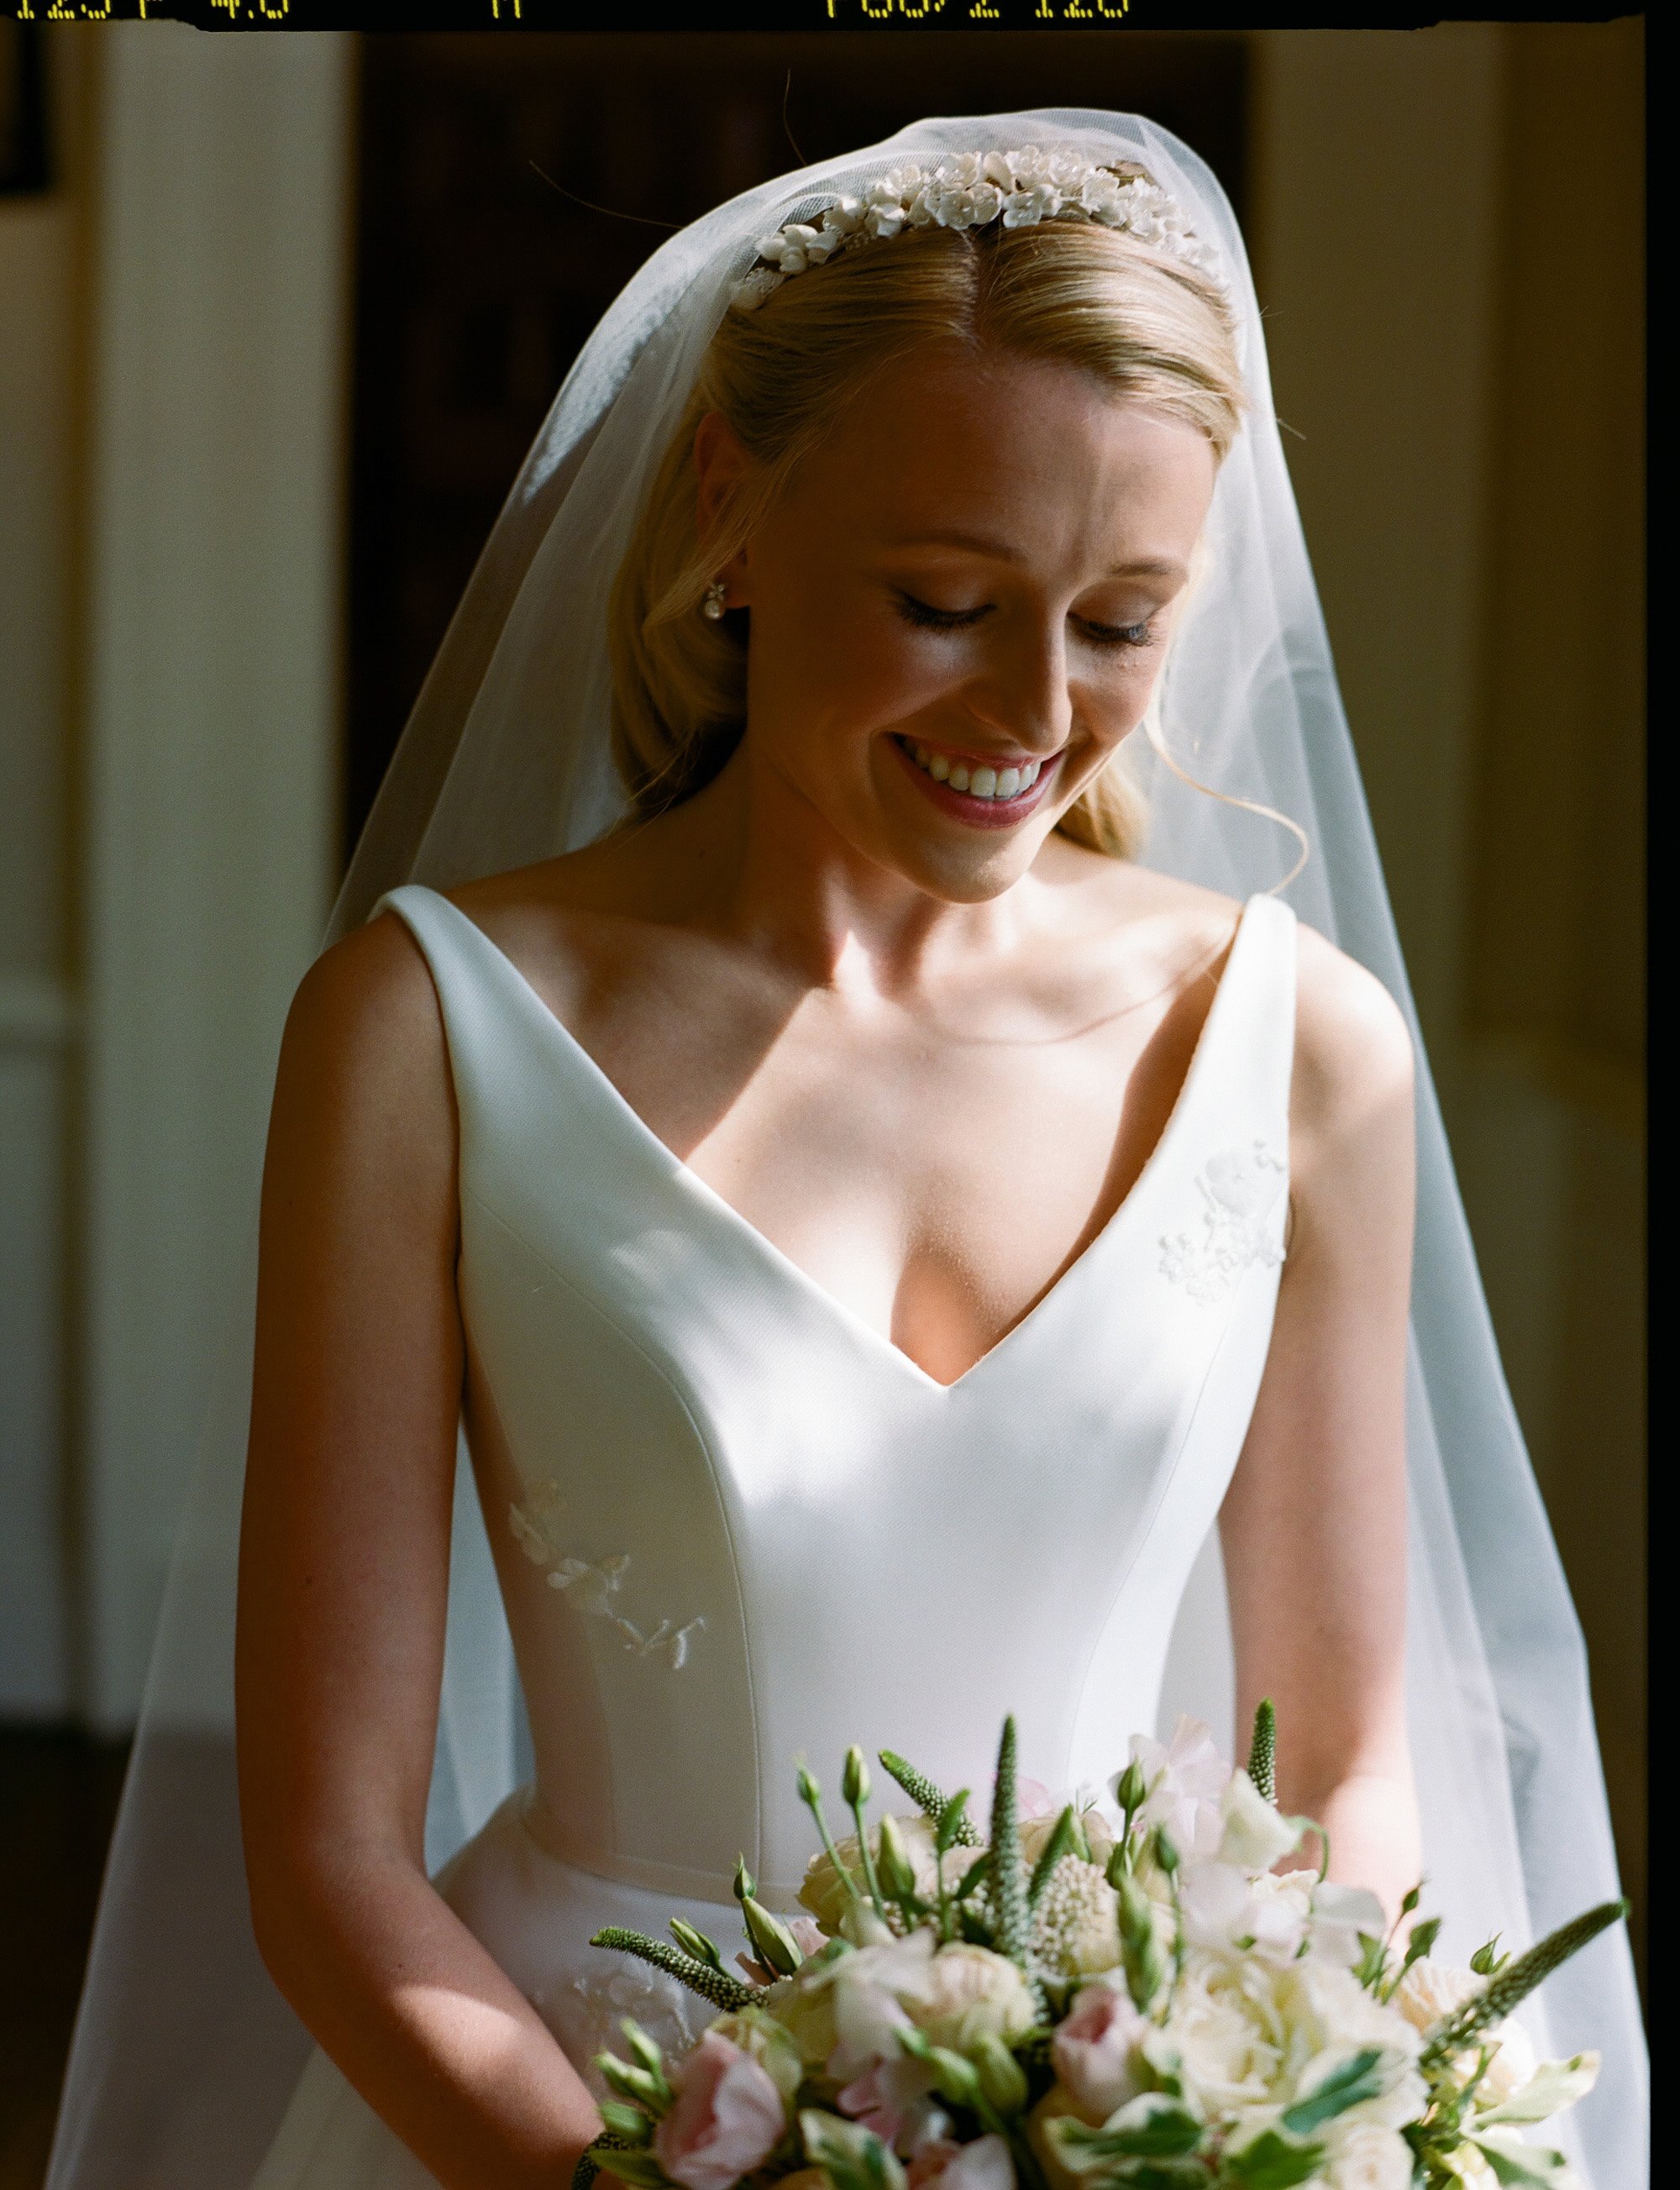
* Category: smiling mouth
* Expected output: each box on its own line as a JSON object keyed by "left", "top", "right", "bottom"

{"left": 890, "top": 733, "right": 1063, "bottom": 826}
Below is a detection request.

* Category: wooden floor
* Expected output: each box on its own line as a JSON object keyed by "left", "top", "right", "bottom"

{"left": 0, "top": 1726, "right": 129, "bottom": 2190}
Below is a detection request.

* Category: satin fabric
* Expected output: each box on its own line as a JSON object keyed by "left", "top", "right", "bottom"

{"left": 249, "top": 882, "right": 1297, "bottom": 2186}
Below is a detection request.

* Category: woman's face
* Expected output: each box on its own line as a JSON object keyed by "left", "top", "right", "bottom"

{"left": 701, "top": 344, "right": 1219, "bottom": 902}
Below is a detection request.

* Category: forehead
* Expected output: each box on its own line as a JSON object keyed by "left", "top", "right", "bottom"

{"left": 793, "top": 345, "right": 1216, "bottom": 553}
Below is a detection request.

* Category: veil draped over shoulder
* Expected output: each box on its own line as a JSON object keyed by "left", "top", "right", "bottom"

{"left": 47, "top": 111, "right": 1646, "bottom": 2190}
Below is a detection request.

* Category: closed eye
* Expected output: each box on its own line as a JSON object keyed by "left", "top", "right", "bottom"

{"left": 896, "top": 591, "right": 1157, "bottom": 650}
{"left": 1077, "top": 616, "right": 1157, "bottom": 649}
{"left": 895, "top": 591, "right": 990, "bottom": 633}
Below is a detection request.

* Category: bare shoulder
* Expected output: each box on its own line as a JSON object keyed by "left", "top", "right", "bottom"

{"left": 1289, "top": 922, "right": 1414, "bottom": 1181}
{"left": 270, "top": 910, "right": 456, "bottom": 1210}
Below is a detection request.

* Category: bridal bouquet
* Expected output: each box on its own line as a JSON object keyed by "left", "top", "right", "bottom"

{"left": 571, "top": 1711, "right": 1621, "bottom": 2190}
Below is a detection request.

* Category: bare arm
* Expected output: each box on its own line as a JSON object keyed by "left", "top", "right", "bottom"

{"left": 1219, "top": 927, "right": 1421, "bottom": 1919}
{"left": 235, "top": 915, "right": 601, "bottom": 2190}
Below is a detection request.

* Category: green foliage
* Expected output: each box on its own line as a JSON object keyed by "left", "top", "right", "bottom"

{"left": 1278, "top": 2050, "right": 1389, "bottom": 2135}
{"left": 1420, "top": 1902, "right": 1627, "bottom": 2069}
{"left": 1245, "top": 1700, "right": 1277, "bottom": 1807}
{"left": 879, "top": 1751, "right": 984, "bottom": 1846}
{"left": 800, "top": 2109, "right": 908, "bottom": 2190}
{"left": 1219, "top": 2130, "right": 1325, "bottom": 2187}
{"left": 573, "top": 2129, "right": 642, "bottom": 2190}
{"left": 669, "top": 1919, "right": 725, "bottom": 1972}
{"left": 1116, "top": 1871, "right": 1166, "bottom": 2016}
{"left": 598, "top": 2103, "right": 654, "bottom": 2145}
{"left": 1470, "top": 1935, "right": 1509, "bottom": 1977}
{"left": 589, "top": 1926, "right": 756, "bottom": 2012}
{"left": 1027, "top": 1804, "right": 1079, "bottom": 1909}
{"left": 990, "top": 1717, "right": 1032, "bottom": 1969}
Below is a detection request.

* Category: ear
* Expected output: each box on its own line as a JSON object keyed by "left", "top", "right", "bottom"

{"left": 692, "top": 410, "right": 757, "bottom": 608}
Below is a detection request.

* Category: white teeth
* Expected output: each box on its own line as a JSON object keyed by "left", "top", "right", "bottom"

{"left": 903, "top": 739, "right": 1049, "bottom": 800}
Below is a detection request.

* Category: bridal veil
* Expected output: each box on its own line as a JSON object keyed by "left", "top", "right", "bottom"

{"left": 45, "top": 111, "right": 1646, "bottom": 2190}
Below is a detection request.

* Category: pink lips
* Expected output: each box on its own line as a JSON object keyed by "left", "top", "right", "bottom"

{"left": 890, "top": 734, "right": 1061, "bottom": 831}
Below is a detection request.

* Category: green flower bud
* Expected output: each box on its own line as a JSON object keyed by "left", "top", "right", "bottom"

{"left": 669, "top": 1920, "right": 725, "bottom": 1972}
{"left": 599, "top": 2056, "right": 666, "bottom": 2112}
{"left": 797, "top": 1766, "right": 822, "bottom": 1807}
{"left": 1114, "top": 1761, "right": 1148, "bottom": 1819}
{"left": 733, "top": 1854, "right": 756, "bottom": 1905}
{"left": 1117, "top": 1872, "right": 1165, "bottom": 2014}
{"left": 877, "top": 1814, "right": 918, "bottom": 1903}
{"left": 843, "top": 1746, "right": 871, "bottom": 1809}
{"left": 972, "top": 2030, "right": 1029, "bottom": 2117}
{"left": 743, "top": 1892, "right": 805, "bottom": 1977}
{"left": 1152, "top": 1825, "right": 1180, "bottom": 1878}
{"left": 621, "top": 2019, "right": 665, "bottom": 2077}
{"left": 598, "top": 2102, "right": 654, "bottom": 2145}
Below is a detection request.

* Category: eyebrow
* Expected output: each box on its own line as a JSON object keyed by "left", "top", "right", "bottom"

{"left": 886, "top": 529, "right": 1185, "bottom": 580}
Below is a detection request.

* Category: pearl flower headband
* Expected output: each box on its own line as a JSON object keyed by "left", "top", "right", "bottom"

{"left": 732, "top": 146, "right": 1221, "bottom": 312}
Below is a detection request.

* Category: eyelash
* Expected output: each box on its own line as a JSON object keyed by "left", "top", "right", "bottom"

{"left": 894, "top": 592, "right": 1156, "bottom": 650}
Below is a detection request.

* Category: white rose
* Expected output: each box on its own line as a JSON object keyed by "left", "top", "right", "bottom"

{"left": 1393, "top": 1962, "right": 1536, "bottom": 2103}
{"left": 1167, "top": 1951, "right": 1421, "bottom": 2133}
{"left": 909, "top": 1944, "right": 1038, "bottom": 2056}
{"left": 798, "top": 1815, "right": 981, "bottom": 1936}
{"left": 1323, "top": 2119, "right": 1416, "bottom": 2190}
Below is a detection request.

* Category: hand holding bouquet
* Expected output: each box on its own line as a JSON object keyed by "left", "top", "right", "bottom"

{"left": 573, "top": 1709, "right": 1621, "bottom": 2190}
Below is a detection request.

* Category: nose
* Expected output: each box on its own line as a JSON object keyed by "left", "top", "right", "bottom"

{"left": 964, "top": 615, "right": 1074, "bottom": 758}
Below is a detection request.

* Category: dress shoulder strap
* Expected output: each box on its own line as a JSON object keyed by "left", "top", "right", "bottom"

{"left": 365, "top": 883, "right": 514, "bottom": 1128}
{"left": 1197, "top": 894, "right": 1298, "bottom": 1152}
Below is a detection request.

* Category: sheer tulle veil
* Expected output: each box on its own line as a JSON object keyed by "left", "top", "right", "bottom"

{"left": 47, "top": 111, "right": 1646, "bottom": 2190}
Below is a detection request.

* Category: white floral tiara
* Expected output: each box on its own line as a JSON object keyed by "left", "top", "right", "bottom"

{"left": 732, "top": 145, "right": 1221, "bottom": 312}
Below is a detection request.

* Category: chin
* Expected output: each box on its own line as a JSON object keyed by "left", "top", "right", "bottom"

{"left": 880, "top": 821, "right": 1047, "bottom": 904}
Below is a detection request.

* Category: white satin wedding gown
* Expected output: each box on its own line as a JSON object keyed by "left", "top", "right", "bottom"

{"left": 250, "top": 881, "right": 1297, "bottom": 2188}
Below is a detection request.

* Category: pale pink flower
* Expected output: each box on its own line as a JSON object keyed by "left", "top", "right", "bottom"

{"left": 1051, "top": 1978, "right": 1151, "bottom": 2123}
{"left": 907, "top": 2133, "right": 1016, "bottom": 2190}
{"left": 837, "top": 2054, "right": 942, "bottom": 2152}
{"left": 652, "top": 2031, "right": 789, "bottom": 2190}
{"left": 1125, "top": 1717, "right": 1229, "bottom": 1857}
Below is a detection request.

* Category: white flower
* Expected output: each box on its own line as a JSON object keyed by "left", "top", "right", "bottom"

{"left": 1126, "top": 1716, "right": 1230, "bottom": 1857}
{"left": 733, "top": 145, "right": 1218, "bottom": 311}
{"left": 1165, "top": 1951, "right": 1422, "bottom": 2136}
{"left": 1309, "top": 1879, "right": 1389, "bottom": 1971}
{"left": 823, "top": 1931, "right": 1033, "bottom": 2077}
{"left": 1000, "top": 185, "right": 1061, "bottom": 230}
{"left": 1393, "top": 1961, "right": 1536, "bottom": 2104}
{"left": 909, "top": 1943, "right": 1039, "bottom": 2054}
{"left": 1321, "top": 2119, "right": 1416, "bottom": 2190}
{"left": 1029, "top": 1855, "right": 1122, "bottom": 1979}
{"left": 1215, "top": 1769, "right": 1305, "bottom": 1873}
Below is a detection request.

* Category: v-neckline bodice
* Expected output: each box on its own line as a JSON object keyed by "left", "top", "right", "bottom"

{"left": 403, "top": 887, "right": 1270, "bottom": 1396}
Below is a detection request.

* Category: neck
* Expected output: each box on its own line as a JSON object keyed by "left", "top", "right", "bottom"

{"left": 648, "top": 738, "right": 1042, "bottom": 1003}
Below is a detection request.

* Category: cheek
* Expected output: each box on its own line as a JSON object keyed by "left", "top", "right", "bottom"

{"left": 753, "top": 597, "right": 958, "bottom": 744}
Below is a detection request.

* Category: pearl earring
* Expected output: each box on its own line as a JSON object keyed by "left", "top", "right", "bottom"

{"left": 701, "top": 579, "right": 727, "bottom": 621}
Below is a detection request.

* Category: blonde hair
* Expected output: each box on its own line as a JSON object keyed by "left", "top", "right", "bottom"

{"left": 608, "top": 215, "right": 1245, "bottom": 857}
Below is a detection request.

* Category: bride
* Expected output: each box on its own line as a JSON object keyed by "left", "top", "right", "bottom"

{"left": 47, "top": 113, "right": 1642, "bottom": 2190}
